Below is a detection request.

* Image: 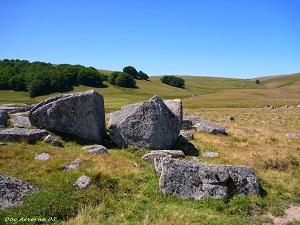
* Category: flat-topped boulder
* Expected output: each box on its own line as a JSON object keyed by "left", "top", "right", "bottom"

{"left": 0, "top": 128, "right": 48, "bottom": 143}
{"left": 110, "top": 96, "right": 181, "bottom": 149}
{"left": 29, "top": 90, "right": 105, "bottom": 143}
{"left": 0, "top": 174, "right": 37, "bottom": 209}
{"left": 157, "top": 158, "right": 260, "bottom": 200}
{"left": 10, "top": 116, "right": 31, "bottom": 128}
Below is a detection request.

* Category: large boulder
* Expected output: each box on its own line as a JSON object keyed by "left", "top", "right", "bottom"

{"left": 0, "top": 174, "right": 37, "bottom": 209}
{"left": 0, "top": 128, "right": 48, "bottom": 143}
{"left": 10, "top": 116, "right": 31, "bottom": 128}
{"left": 29, "top": 90, "right": 105, "bottom": 143}
{"left": 0, "top": 110, "right": 9, "bottom": 128}
{"left": 158, "top": 158, "right": 260, "bottom": 200}
{"left": 110, "top": 95, "right": 181, "bottom": 149}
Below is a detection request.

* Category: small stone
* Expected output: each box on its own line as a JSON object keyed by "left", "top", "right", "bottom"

{"left": 63, "top": 158, "right": 82, "bottom": 170}
{"left": 35, "top": 152, "right": 51, "bottom": 161}
{"left": 202, "top": 152, "right": 219, "bottom": 158}
{"left": 285, "top": 133, "right": 299, "bottom": 138}
{"left": 44, "top": 135, "right": 63, "bottom": 147}
{"left": 82, "top": 145, "right": 108, "bottom": 154}
{"left": 75, "top": 175, "right": 91, "bottom": 188}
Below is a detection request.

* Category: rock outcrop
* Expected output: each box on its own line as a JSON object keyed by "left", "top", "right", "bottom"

{"left": 29, "top": 90, "right": 105, "bottom": 143}
{"left": 0, "top": 110, "right": 9, "bottom": 128}
{"left": 157, "top": 158, "right": 260, "bottom": 200}
{"left": 0, "top": 128, "right": 48, "bottom": 143}
{"left": 110, "top": 96, "right": 181, "bottom": 149}
{"left": 0, "top": 174, "right": 37, "bottom": 209}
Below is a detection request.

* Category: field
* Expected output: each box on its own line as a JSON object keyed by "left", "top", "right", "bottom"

{"left": 0, "top": 72, "right": 300, "bottom": 224}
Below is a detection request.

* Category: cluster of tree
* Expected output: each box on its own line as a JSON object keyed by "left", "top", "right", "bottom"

{"left": 160, "top": 75, "right": 185, "bottom": 88}
{"left": 108, "top": 66, "right": 149, "bottom": 88}
{"left": 0, "top": 59, "right": 107, "bottom": 97}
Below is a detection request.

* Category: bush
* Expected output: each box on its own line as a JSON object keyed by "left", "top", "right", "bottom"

{"left": 138, "top": 71, "right": 149, "bottom": 80}
{"left": 77, "top": 67, "right": 105, "bottom": 87}
{"left": 256, "top": 79, "right": 261, "bottom": 84}
{"left": 160, "top": 75, "right": 185, "bottom": 88}
{"left": 115, "top": 72, "right": 136, "bottom": 88}
{"left": 123, "top": 66, "right": 139, "bottom": 79}
{"left": 108, "top": 71, "right": 121, "bottom": 85}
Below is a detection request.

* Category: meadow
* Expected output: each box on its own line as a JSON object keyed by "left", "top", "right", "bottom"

{"left": 0, "top": 72, "right": 299, "bottom": 224}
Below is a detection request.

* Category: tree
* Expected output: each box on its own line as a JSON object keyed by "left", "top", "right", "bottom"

{"left": 255, "top": 79, "right": 260, "bottom": 84}
{"left": 8, "top": 74, "right": 27, "bottom": 91}
{"left": 108, "top": 71, "right": 120, "bottom": 85}
{"left": 138, "top": 71, "right": 149, "bottom": 80}
{"left": 77, "top": 67, "right": 105, "bottom": 87}
{"left": 160, "top": 75, "right": 185, "bottom": 88}
{"left": 123, "top": 66, "right": 139, "bottom": 79}
{"left": 115, "top": 72, "right": 136, "bottom": 88}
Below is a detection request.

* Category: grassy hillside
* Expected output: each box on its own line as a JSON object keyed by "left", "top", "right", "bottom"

{"left": 0, "top": 72, "right": 300, "bottom": 224}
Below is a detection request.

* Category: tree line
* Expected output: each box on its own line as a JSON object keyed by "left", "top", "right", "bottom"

{"left": 0, "top": 59, "right": 107, "bottom": 97}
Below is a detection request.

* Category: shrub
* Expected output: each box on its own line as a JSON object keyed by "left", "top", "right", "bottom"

{"left": 77, "top": 67, "right": 105, "bottom": 87}
{"left": 256, "top": 79, "right": 261, "bottom": 84}
{"left": 138, "top": 71, "right": 149, "bottom": 80}
{"left": 108, "top": 71, "right": 121, "bottom": 85}
{"left": 160, "top": 75, "right": 185, "bottom": 88}
{"left": 115, "top": 72, "right": 136, "bottom": 88}
{"left": 123, "top": 66, "right": 139, "bottom": 79}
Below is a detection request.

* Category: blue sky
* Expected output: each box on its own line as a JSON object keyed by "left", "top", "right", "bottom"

{"left": 0, "top": 0, "right": 299, "bottom": 78}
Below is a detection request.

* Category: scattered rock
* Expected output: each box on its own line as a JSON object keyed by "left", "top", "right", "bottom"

{"left": 34, "top": 152, "right": 51, "bottom": 161}
{"left": 192, "top": 120, "right": 226, "bottom": 135}
{"left": 0, "top": 110, "right": 9, "bottom": 128}
{"left": 0, "top": 104, "right": 30, "bottom": 114}
{"left": 202, "top": 152, "right": 219, "bottom": 158}
{"left": 274, "top": 116, "right": 281, "bottom": 120}
{"left": 63, "top": 158, "right": 82, "bottom": 170}
{"left": 10, "top": 116, "right": 31, "bottom": 128}
{"left": 82, "top": 145, "right": 108, "bottom": 154}
{"left": 0, "top": 128, "right": 48, "bottom": 143}
{"left": 262, "top": 121, "right": 269, "bottom": 125}
{"left": 264, "top": 105, "right": 276, "bottom": 109}
{"left": 221, "top": 116, "right": 235, "bottom": 122}
{"left": 192, "top": 94, "right": 198, "bottom": 97}
{"left": 281, "top": 105, "right": 289, "bottom": 108}
{"left": 181, "top": 119, "right": 192, "bottom": 130}
{"left": 179, "top": 130, "right": 194, "bottom": 140}
{"left": 142, "top": 150, "right": 185, "bottom": 164}
{"left": 176, "top": 134, "right": 199, "bottom": 156}
{"left": 285, "top": 133, "right": 299, "bottom": 138}
{"left": 188, "top": 116, "right": 204, "bottom": 125}
{"left": 0, "top": 142, "right": 6, "bottom": 146}
{"left": 110, "top": 96, "right": 181, "bottom": 149}
{"left": 29, "top": 90, "right": 105, "bottom": 143}
{"left": 0, "top": 174, "right": 37, "bottom": 209}
{"left": 44, "top": 135, "right": 63, "bottom": 147}
{"left": 74, "top": 175, "right": 91, "bottom": 188}
{"left": 158, "top": 158, "right": 261, "bottom": 200}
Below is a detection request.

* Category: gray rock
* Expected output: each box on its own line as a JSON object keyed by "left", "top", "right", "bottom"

{"left": 264, "top": 105, "right": 276, "bottom": 109}
{"left": 163, "top": 99, "right": 183, "bottom": 124}
{"left": 142, "top": 150, "right": 185, "bottom": 164}
{"left": 110, "top": 95, "right": 181, "bottom": 149}
{"left": 10, "top": 116, "right": 31, "bottom": 128}
{"left": 0, "top": 174, "right": 37, "bottom": 209}
{"left": 0, "top": 110, "right": 9, "bottom": 128}
{"left": 82, "top": 145, "right": 108, "bottom": 154}
{"left": 0, "top": 128, "right": 48, "bottom": 143}
{"left": 0, "top": 104, "right": 30, "bottom": 114}
{"left": 188, "top": 116, "right": 204, "bottom": 125}
{"left": 44, "top": 135, "right": 63, "bottom": 147}
{"left": 108, "top": 103, "right": 142, "bottom": 130}
{"left": 221, "top": 116, "right": 235, "bottom": 122}
{"left": 0, "top": 142, "right": 6, "bottom": 146}
{"left": 158, "top": 158, "right": 260, "bottom": 200}
{"left": 181, "top": 119, "right": 192, "bottom": 130}
{"left": 180, "top": 130, "right": 194, "bottom": 140}
{"left": 75, "top": 175, "right": 91, "bottom": 188}
{"left": 63, "top": 158, "right": 82, "bottom": 170}
{"left": 285, "top": 133, "right": 299, "bottom": 138}
{"left": 108, "top": 99, "right": 183, "bottom": 130}
{"left": 29, "top": 90, "right": 105, "bottom": 143}
{"left": 35, "top": 152, "right": 51, "bottom": 160}
{"left": 192, "top": 120, "right": 226, "bottom": 135}
{"left": 202, "top": 152, "right": 219, "bottom": 158}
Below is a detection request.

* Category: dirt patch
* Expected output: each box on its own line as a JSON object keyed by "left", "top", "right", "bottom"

{"left": 264, "top": 206, "right": 300, "bottom": 225}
